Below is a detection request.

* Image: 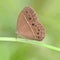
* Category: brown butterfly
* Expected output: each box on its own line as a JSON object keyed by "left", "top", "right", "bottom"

{"left": 16, "top": 6, "right": 45, "bottom": 41}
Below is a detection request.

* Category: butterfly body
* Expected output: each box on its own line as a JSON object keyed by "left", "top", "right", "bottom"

{"left": 17, "top": 6, "right": 45, "bottom": 41}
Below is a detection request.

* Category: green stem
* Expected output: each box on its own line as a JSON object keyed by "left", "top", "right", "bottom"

{"left": 0, "top": 37, "right": 60, "bottom": 52}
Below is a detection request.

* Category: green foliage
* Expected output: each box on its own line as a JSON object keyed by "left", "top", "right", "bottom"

{"left": 0, "top": 0, "right": 60, "bottom": 60}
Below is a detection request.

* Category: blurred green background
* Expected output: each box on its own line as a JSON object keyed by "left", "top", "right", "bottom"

{"left": 0, "top": 0, "right": 60, "bottom": 60}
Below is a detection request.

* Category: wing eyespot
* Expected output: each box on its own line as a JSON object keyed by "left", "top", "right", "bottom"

{"left": 37, "top": 36, "right": 40, "bottom": 39}
{"left": 29, "top": 17, "right": 31, "bottom": 20}
{"left": 38, "top": 29, "right": 40, "bottom": 31}
{"left": 26, "top": 11, "right": 28, "bottom": 13}
{"left": 37, "top": 32, "right": 39, "bottom": 35}
{"left": 32, "top": 23, "right": 35, "bottom": 26}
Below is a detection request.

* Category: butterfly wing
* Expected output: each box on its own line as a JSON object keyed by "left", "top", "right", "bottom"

{"left": 17, "top": 9, "right": 34, "bottom": 39}
{"left": 17, "top": 6, "right": 45, "bottom": 41}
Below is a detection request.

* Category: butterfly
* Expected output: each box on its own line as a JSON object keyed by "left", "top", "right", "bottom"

{"left": 16, "top": 6, "right": 45, "bottom": 41}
